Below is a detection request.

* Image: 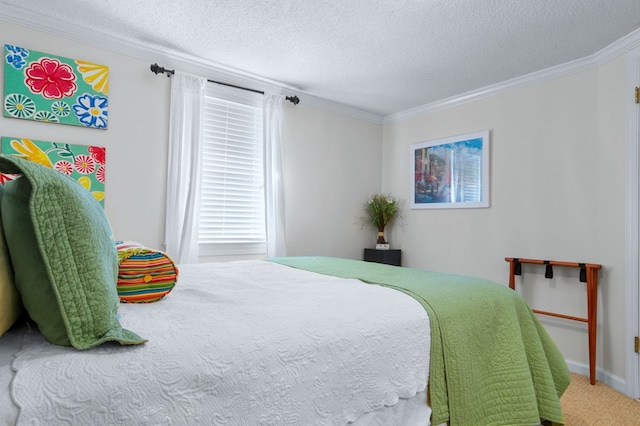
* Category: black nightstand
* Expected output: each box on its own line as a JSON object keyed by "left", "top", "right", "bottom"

{"left": 363, "top": 248, "right": 401, "bottom": 266}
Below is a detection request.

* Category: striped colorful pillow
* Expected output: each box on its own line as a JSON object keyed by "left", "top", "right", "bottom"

{"left": 115, "top": 241, "right": 178, "bottom": 303}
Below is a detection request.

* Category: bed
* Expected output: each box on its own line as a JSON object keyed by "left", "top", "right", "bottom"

{"left": 0, "top": 154, "right": 570, "bottom": 425}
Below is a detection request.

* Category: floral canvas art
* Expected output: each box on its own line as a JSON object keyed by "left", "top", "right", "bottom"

{"left": 1, "top": 137, "right": 106, "bottom": 206}
{"left": 3, "top": 44, "right": 108, "bottom": 129}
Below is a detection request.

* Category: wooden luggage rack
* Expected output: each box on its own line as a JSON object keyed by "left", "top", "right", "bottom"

{"left": 505, "top": 257, "right": 602, "bottom": 385}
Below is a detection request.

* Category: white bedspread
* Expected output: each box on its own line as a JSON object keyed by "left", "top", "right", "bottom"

{"left": 10, "top": 260, "right": 430, "bottom": 425}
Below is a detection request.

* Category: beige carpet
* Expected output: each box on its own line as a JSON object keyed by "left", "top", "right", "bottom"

{"left": 561, "top": 373, "right": 640, "bottom": 425}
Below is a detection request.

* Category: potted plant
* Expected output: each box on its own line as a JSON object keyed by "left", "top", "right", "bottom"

{"left": 361, "top": 194, "right": 400, "bottom": 246}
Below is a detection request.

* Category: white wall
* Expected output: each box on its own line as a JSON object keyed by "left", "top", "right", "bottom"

{"left": 0, "top": 20, "right": 170, "bottom": 249}
{"left": 283, "top": 104, "right": 383, "bottom": 259}
{"left": 382, "top": 57, "right": 628, "bottom": 383}
{"left": 0, "top": 20, "right": 383, "bottom": 261}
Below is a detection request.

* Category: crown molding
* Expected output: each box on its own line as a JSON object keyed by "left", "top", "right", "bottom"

{"left": 0, "top": 4, "right": 383, "bottom": 124}
{"left": 2, "top": 4, "right": 638, "bottom": 127}
{"left": 384, "top": 27, "right": 640, "bottom": 125}
{"left": 0, "top": 4, "right": 293, "bottom": 92}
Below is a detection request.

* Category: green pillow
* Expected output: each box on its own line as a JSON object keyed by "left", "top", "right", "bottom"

{"left": 0, "top": 155, "right": 145, "bottom": 349}
{"left": 0, "top": 184, "right": 22, "bottom": 337}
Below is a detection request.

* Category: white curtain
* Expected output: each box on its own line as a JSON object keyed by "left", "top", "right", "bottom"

{"left": 263, "top": 93, "right": 287, "bottom": 258}
{"left": 164, "top": 72, "right": 206, "bottom": 264}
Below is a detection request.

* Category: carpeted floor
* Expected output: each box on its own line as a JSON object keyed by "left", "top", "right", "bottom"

{"left": 561, "top": 373, "right": 640, "bottom": 425}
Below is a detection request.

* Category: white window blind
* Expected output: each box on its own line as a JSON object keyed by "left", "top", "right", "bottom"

{"left": 199, "top": 84, "right": 265, "bottom": 256}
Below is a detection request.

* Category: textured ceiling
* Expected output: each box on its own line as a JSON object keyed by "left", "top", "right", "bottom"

{"left": 2, "top": 0, "right": 640, "bottom": 117}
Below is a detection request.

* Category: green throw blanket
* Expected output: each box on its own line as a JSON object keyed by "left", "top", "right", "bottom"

{"left": 270, "top": 256, "right": 570, "bottom": 426}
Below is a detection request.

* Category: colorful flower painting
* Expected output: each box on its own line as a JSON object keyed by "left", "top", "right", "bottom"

{"left": 3, "top": 44, "right": 108, "bottom": 129}
{"left": 1, "top": 137, "right": 106, "bottom": 206}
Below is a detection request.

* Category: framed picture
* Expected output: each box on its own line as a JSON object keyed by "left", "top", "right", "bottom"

{"left": 410, "top": 130, "right": 490, "bottom": 209}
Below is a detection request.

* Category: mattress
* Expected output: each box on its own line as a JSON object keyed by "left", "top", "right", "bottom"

{"left": 0, "top": 260, "right": 431, "bottom": 425}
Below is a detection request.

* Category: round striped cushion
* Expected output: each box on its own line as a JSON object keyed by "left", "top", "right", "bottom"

{"left": 115, "top": 241, "right": 178, "bottom": 303}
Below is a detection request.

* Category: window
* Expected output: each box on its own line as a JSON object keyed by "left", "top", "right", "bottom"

{"left": 198, "top": 84, "right": 265, "bottom": 256}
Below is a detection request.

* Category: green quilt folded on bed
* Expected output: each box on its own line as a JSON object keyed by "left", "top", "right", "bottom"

{"left": 269, "top": 256, "right": 570, "bottom": 426}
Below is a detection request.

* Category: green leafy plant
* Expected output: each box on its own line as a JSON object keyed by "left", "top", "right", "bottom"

{"left": 361, "top": 194, "right": 400, "bottom": 244}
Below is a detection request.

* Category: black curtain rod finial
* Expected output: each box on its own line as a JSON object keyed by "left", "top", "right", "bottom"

{"left": 286, "top": 95, "right": 300, "bottom": 105}
{"left": 150, "top": 63, "right": 174, "bottom": 77}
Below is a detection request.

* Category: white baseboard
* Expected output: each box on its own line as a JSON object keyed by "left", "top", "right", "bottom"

{"left": 565, "top": 359, "right": 626, "bottom": 395}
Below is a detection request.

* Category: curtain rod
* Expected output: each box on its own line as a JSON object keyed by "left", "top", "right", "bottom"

{"left": 150, "top": 63, "right": 300, "bottom": 105}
